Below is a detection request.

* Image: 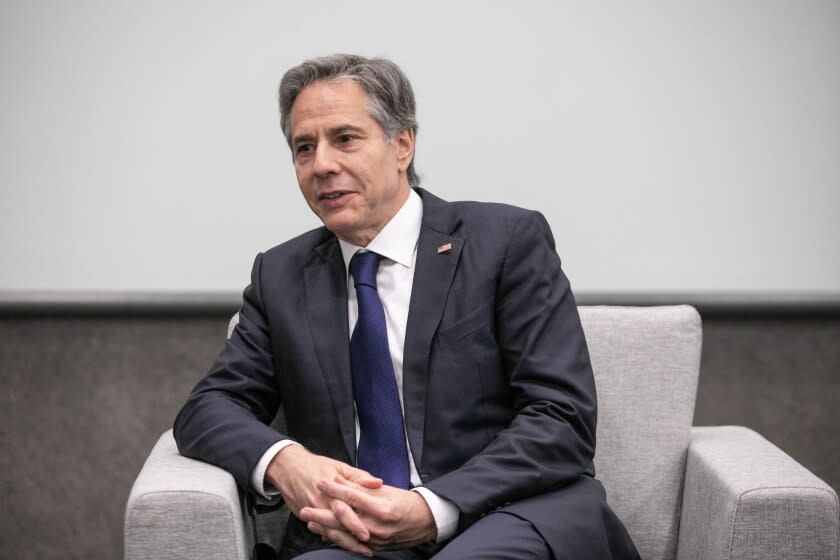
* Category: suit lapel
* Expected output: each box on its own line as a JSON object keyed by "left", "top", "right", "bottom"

{"left": 402, "top": 190, "right": 463, "bottom": 476}
{"left": 304, "top": 237, "right": 357, "bottom": 464}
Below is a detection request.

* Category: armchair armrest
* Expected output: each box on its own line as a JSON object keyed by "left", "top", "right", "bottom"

{"left": 125, "top": 430, "right": 254, "bottom": 560}
{"left": 677, "top": 426, "right": 839, "bottom": 560}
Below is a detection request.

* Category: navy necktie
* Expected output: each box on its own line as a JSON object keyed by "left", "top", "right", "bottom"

{"left": 349, "top": 251, "right": 411, "bottom": 489}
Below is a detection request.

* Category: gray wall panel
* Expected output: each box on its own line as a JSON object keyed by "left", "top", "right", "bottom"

{"left": 1, "top": 318, "right": 227, "bottom": 559}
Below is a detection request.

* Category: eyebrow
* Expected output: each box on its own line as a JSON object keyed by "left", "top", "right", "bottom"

{"left": 292, "top": 125, "right": 366, "bottom": 147}
{"left": 291, "top": 132, "right": 315, "bottom": 147}
{"left": 329, "top": 125, "right": 365, "bottom": 137}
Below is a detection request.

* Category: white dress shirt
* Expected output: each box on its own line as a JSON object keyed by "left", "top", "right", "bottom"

{"left": 250, "top": 189, "right": 459, "bottom": 542}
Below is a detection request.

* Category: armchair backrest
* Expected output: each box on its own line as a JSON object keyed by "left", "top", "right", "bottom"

{"left": 580, "top": 305, "right": 702, "bottom": 560}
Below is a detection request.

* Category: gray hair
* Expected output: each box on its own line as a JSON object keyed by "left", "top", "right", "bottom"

{"left": 278, "top": 54, "right": 419, "bottom": 187}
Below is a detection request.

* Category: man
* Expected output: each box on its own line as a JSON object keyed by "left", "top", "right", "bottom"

{"left": 174, "top": 54, "right": 639, "bottom": 559}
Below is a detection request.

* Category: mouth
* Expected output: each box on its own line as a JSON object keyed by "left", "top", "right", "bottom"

{"left": 318, "top": 191, "right": 354, "bottom": 204}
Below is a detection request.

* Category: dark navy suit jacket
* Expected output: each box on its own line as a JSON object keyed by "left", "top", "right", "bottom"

{"left": 175, "top": 188, "right": 622, "bottom": 557}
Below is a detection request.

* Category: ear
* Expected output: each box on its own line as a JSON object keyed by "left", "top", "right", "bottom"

{"left": 394, "top": 128, "right": 415, "bottom": 173}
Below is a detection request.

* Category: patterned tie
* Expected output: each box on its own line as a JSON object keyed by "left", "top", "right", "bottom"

{"left": 349, "top": 251, "right": 411, "bottom": 489}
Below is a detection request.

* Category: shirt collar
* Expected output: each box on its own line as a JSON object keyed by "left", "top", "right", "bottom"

{"left": 338, "top": 188, "right": 423, "bottom": 270}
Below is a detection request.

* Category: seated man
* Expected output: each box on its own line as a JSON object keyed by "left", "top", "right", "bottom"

{"left": 174, "top": 54, "right": 640, "bottom": 560}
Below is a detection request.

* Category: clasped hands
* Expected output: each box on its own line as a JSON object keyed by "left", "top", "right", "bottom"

{"left": 266, "top": 445, "right": 437, "bottom": 557}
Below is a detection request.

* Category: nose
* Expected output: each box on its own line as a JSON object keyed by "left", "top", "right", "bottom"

{"left": 313, "top": 143, "right": 341, "bottom": 177}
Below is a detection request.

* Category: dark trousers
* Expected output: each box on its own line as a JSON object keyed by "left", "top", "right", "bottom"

{"left": 279, "top": 476, "right": 639, "bottom": 560}
{"left": 293, "top": 511, "right": 550, "bottom": 560}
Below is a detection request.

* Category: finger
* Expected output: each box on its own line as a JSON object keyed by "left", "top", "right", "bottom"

{"left": 309, "top": 522, "right": 373, "bottom": 557}
{"left": 317, "top": 480, "right": 381, "bottom": 513}
{"left": 340, "top": 466, "right": 383, "bottom": 488}
{"left": 304, "top": 520, "right": 328, "bottom": 543}
{"left": 300, "top": 504, "right": 370, "bottom": 542}
{"left": 330, "top": 499, "right": 370, "bottom": 541}
{"left": 336, "top": 474, "right": 382, "bottom": 490}
{"left": 299, "top": 507, "right": 344, "bottom": 531}
{"left": 355, "top": 475, "right": 383, "bottom": 489}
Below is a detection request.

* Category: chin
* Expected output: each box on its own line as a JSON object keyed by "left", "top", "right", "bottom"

{"left": 322, "top": 217, "right": 359, "bottom": 238}
{"left": 318, "top": 204, "right": 352, "bottom": 224}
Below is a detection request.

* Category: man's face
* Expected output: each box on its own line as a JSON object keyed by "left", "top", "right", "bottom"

{"left": 289, "top": 79, "right": 414, "bottom": 246}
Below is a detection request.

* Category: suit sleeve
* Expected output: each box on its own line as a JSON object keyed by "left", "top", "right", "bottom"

{"left": 173, "top": 252, "right": 287, "bottom": 491}
{"left": 423, "top": 210, "right": 597, "bottom": 530}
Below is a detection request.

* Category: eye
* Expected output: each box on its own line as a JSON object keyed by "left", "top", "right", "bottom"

{"left": 295, "top": 143, "right": 313, "bottom": 156}
{"left": 338, "top": 134, "right": 356, "bottom": 144}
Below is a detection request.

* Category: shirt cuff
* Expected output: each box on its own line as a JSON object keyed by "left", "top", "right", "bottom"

{"left": 250, "top": 439, "right": 300, "bottom": 501}
{"left": 412, "top": 487, "right": 459, "bottom": 543}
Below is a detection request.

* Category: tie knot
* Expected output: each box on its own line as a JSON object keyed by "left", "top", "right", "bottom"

{"left": 349, "top": 251, "right": 382, "bottom": 289}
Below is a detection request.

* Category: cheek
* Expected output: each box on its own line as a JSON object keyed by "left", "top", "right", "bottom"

{"left": 295, "top": 170, "right": 312, "bottom": 194}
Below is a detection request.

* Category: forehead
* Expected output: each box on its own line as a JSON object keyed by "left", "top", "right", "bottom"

{"left": 289, "top": 80, "right": 374, "bottom": 135}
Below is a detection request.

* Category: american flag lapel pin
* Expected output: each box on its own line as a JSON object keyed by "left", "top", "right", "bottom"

{"left": 437, "top": 242, "right": 452, "bottom": 254}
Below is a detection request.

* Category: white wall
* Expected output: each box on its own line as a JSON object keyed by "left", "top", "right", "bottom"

{"left": 1, "top": 1, "right": 838, "bottom": 295}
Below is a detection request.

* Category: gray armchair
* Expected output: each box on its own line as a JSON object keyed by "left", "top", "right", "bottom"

{"left": 125, "top": 306, "right": 839, "bottom": 559}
